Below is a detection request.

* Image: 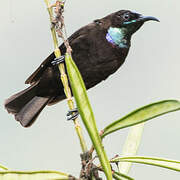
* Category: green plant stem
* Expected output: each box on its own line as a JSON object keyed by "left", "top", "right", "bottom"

{"left": 44, "top": 0, "right": 88, "bottom": 153}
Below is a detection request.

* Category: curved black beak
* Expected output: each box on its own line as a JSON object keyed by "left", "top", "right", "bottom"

{"left": 123, "top": 15, "right": 160, "bottom": 26}
{"left": 138, "top": 15, "right": 160, "bottom": 23}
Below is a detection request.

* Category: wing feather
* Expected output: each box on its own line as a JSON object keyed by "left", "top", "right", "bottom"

{"left": 25, "top": 23, "right": 94, "bottom": 84}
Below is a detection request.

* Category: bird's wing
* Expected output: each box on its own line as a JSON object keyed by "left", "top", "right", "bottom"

{"left": 25, "top": 52, "right": 56, "bottom": 84}
{"left": 25, "top": 24, "right": 93, "bottom": 85}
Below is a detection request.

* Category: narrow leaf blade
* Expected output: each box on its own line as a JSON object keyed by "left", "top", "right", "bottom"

{"left": 0, "top": 164, "right": 8, "bottom": 171}
{"left": 65, "top": 54, "right": 112, "bottom": 180}
{"left": 102, "top": 100, "right": 180, "bottom": 137}
{"left": 0, "top": 170, "right": 69, "bottom": 180}
{"left": 113, "top": 173, "right": 123, "bottom": 180}
{"left": 113, "top": 171, "right": 134, "bottom": 180}
{"left": 118, "top": 123, "right": 144, "bottom": 174}
{"left": 111, "top": 156, "right": 180, "bottom": 172}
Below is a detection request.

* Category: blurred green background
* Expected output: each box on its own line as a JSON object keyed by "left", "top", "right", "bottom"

{"left": 0, "top": 0, "right": 179, "bottom": 179}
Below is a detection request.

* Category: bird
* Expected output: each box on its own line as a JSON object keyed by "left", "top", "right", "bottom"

{"left": 4, "top": 10, "right": 159, "bottom": 127}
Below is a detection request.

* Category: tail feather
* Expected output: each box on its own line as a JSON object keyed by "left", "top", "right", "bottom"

{"left": 4, "top": 83, "right": 51, "bottom": 127}
{"left": 5, "top": 83, "right": 37, "bottom": 114}
{"left": 15, "top": 96, "right": 50, "bottom": 127}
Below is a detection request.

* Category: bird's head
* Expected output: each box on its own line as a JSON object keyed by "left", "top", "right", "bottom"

{"left": 110, "top": 10, "right": 159, "bottom": 35}
{"left": 102, "top": 10, "right": 159, "bottom": 48}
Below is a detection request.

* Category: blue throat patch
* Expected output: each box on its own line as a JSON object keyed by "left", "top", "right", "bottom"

{"left": 106, "top": 27, "right": 128, "bottom": 48}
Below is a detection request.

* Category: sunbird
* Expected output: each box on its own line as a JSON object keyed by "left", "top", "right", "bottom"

{"left": 5, "top": 10, "right": 159, "bottom": 127}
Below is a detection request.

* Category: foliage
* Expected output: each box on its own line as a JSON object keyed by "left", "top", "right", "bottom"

{"left": 2, "top": 1, "right": 180, "bottom": 179}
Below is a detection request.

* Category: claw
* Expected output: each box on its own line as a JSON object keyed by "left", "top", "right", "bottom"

{"left": 51, "top": 55, "right": 65, "bottom": 65}
{"left": 67, "top": 108, "right": 79, "bottom": 121}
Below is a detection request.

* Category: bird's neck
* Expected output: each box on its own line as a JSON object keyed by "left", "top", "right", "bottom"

{"left": 106, "top": 27, "right": 130, "bottom": 48}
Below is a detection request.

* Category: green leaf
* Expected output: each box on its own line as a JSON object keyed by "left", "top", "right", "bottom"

{"left": 113, "top": 173, "right": 123, "bottom": 180}
{"left": 65, "top": 53, "right": 112, "bottom": 180}
{"left": 118, "top": 123, "right": 144, "bottom": 174}
{"left": 102, "top": 100, "right": 180, "bottom": 138}
{"left": 111, "top": 156, "right": 180, "bottom": 172}
{"left": 113, "top": 171, "right": 134, "bottom": 180}
{"left": 0, "top": 170, "right": 69, "bottom": 180}
{"left": 0, "top": 164, "right": 8, "bottom": 171}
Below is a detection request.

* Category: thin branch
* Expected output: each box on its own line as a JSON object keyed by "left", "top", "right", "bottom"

{"left": 43, "top": 0, "right": 88, "bottom": 153}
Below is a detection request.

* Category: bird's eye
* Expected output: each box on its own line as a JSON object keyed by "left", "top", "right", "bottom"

{"left": 123, "top": 13, "right": 130, "bottom": 21}
{"left": 94, "top": 19, "right": 102, "bottom": 25}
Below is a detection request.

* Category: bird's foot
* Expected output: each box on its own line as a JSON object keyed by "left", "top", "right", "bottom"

{"left": 67, "top": 108, "right": 79, "bottom": 121}
{"left": 51, "top": 55, "right": 65, "bottom": 66}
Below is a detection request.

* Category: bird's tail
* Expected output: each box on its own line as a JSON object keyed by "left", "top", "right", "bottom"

{"left": 4, "top": 83, "right": 50, "bottom": 127}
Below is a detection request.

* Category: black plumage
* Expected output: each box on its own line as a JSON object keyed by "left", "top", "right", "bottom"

{"left": 4, "top": 10, "right": 159, "bottom": 127}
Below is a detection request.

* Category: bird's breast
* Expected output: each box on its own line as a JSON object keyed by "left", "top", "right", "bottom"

{"left": 73, "top": 38, "right": 129, "bottom": 89}
{"left": 67, "top": 29, "right": 130, "bottom": 89}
